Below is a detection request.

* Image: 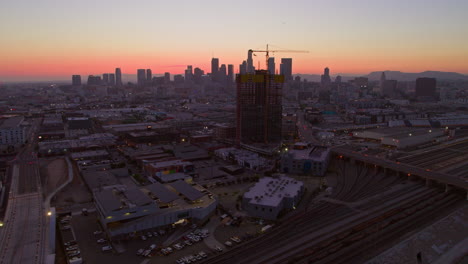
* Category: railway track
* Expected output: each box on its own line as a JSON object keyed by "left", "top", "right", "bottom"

{"left": 202, "top": 158, "right": 463, "bottom": 264}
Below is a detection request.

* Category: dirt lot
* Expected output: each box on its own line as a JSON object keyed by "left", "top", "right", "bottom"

{"left": 53, "top": 159, "right": 92, "bottom": 210}
{"left": 40, "top": 158, "right": 68, "bottom": 196}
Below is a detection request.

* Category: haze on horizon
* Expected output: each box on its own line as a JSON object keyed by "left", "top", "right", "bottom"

{"left": 1, "top": 0, "right": 467, "bottom": 82}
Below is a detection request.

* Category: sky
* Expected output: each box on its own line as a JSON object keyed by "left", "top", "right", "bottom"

{"left": 1, "top": 0, "right": 467, "bottom": 81}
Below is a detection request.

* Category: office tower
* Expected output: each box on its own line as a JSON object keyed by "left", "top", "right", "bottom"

{"left": 103, "top": 73, "right": 109, "bottom": 84}
{"left": 115, "top": 68, "right": 123, "bottom": 87}
{"left": 236, "top": 70, "right": 283, "bottom": 144}
{"left": 87, "top": 75, "right": 102, "bottom": 85}
{"left": 146, "top": 69, "right": 152, "bottom": 83}
{"left": 109, "top": 74, "right": 115, "bottom": 86}
{"left": 219, "top": 64, "right": 227, "bottom": 83}
{"left": 193, "top": 67, "right": 204, "bottom": 83}
{"left": 335, "top": 75, "right": 342, "bottom": 83}
{"left": 415, "top": 77, "right": 436, "bottom": 98}
{"left": 185, "top": 65, "right": 193, "bottom": 82}
{"left": 280, "top": 58, "right": 292, "bottom": 81}
{"left": 247, "top": 50, "right": 254, "bottom": 73}
{"left": 379, "top": 72, "right": 386, "bottom": 94}
{"left": 267, "top": 57, "right": 275, "bottom": 75}
{"left": 164, "top": 72, "right": 171, "bottom": 83}
{"left": 239, "top": 61, "right": 247, "bottom": 75}
{"left": 227, "top": 64, "right": 234, "bottom": 83}
{"left": 320, "top": 67, "right": 331, "bottom": 88}
{"left": 382, "top": 80, "right": 397, "bottom": 97}
{"left": 211, "top": 58, "right": 219, "bottom": 82}
{"left": 137, "top": 69, "right": 146, "bottom": 86}
{"left": 174, "top": 74, "right": 184, "bottom": 83}
{"left": 72, "top": 75, "right": 81, "bottom": 86}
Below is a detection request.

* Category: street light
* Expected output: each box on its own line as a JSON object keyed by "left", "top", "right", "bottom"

{"left": 47, "top": 211, "right": 52, "bottom": 216}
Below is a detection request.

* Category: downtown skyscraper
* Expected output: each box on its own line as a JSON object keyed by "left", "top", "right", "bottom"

{"left": 115, "top": 68, "right": 123, "bottom": 87}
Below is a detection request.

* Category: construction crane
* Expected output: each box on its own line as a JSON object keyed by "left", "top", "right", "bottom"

{"left": 249, "top": 44, "right": 309, "bottom": 71}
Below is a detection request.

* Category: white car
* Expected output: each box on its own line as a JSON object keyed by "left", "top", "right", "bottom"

{"left": 224, "top": 241, "right": 233, "bottom": 247}
{"left": 136, "top": 249, "right": 144, "bottom": 255}
{"left": 101, "top": 245, "right": 112, "bottom": 252}
{"left": 93, "top": 230, "right": 102, "bottom": 235}
{"left": 141, "top": 235, "right": 147, "bottom": 241}
{"left": 97, "top": 239, "right": 107, "bottom": 244}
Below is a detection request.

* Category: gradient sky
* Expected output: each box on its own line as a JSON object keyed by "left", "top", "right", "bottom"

{"left": 1, "top": 0, "right": 467, "bottom": 81}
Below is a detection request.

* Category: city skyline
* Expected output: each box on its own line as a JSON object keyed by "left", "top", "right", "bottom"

{"left": 1, "top": 0, "right": 468, "bottom": 81}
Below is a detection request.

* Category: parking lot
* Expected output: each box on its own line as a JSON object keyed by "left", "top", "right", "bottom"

{"left": 67, "top": 212, "right": 250, "bottom": 264}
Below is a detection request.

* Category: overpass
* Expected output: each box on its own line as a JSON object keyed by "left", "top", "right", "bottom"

{"left": 332, "top": 147, "right": 468, "bottom": 195}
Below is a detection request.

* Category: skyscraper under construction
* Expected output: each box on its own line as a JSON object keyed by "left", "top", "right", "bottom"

{"left": 236, "top": 70, "right": 284, "bottom": 145}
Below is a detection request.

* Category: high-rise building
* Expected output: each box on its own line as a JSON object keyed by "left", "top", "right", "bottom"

{"left": 239, "top": 61, "right": 247, "bottom": 75}
{"left": 87, "top": 75, "right": 102, "bottom": 85}
{"left": 211, "top": 58, "right": 219, "bottom": 82}
{"left": 185, "top": 65, "right": 193, "bottom": 82}
{"left": 103, "top": 73, "right": 109, "bottom": 84}
{"left": 115, "top": 68, "right": 123, "bottom": 87}
{"left": 227, "top": 64, "right": 234, "bottom": 83}
{"left": 146, "top": 69, "right": 152, "bottom": 83}
{"left": 320, "top": 67, "right": 331, "bottom": 88}
{"left": 72, "top": 75, "right": 81, "bottom": 86}
{"left": 193, "top": 67, "right": 204, "bottom": 83}
{"left": 219, "top": 64, "right": 227, "bottom": 83}
{"left": 247, "top": 50, "right": 254, "bottom": 73}
{"left": 137, "top": 69, "right": 146, "bottom": 86}
{"left": 109, "top": 74, "right": 115, "bottom": 86}
{"left": 267, "top": 57, "right": 275, "bottom": 75}
{"left": 280, "top": 58, "right": 292, "bottom": 81}
{"left": 379, "top": 72, "right": 386, "bottom": 94}
{"left": 415, "top": 77, "right": 436, "bottom": 98}
{"left": 335, "top": 75, "right": 342, "bottom": 83}
{"left": 164, "top": 72, "right": 171, "bottom": 83}
{"left": 236, "top": 70, "right": 283, "bottom": 144}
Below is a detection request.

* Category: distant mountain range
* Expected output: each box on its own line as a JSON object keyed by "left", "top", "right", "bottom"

{"left": 366, "top": 71, "right": 468, "bottom": 81}
{"left": 295, "top": 71, "right": 468, "bottom": 82}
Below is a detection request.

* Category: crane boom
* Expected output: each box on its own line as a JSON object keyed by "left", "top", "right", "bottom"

{"left": 249, "top": 44, "right": 309, "bottom": 71}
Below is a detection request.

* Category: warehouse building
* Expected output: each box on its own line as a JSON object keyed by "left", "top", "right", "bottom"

{"left": 94, "top": 181, "right": 217, "bottom": 239}
{"left": 242, "top": 175, "right": 304, "bottom": 220}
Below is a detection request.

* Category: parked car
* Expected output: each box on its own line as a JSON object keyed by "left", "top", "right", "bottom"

{"left": 215, "top": 246, "right": 223, "bottom": 252}
{"left": 224, "top": 241, "right": 233, "bottom": 247}
{"left": 101, "top": 245, "right": 112, "bottom": 252}
{"left": 141, "top": 235, "right": 147, "bottom": 241}
{"left": 231, "top": 236, "right": 241, "bottom": 243}
{"left": 97, "top": 239, "right": 107, "bottom": 244}
{"left": 66, "top": 246, "right": 78, "bottom": 251}
{"left": 64, "top": 241, "right": 76, "bottom": 246}
{"left": 199, "top": 251, "right": 208, "bottom": 258}
{"left": 136, "top": 249, "right": 144, "bottom": 255}
{"left": 93, "top": 230, "right": 102, "bottom": 235}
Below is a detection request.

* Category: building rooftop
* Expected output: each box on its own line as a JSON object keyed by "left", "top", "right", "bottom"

{"left": 82, "top": 171, "right": 121, "bottom": 191}
{"left": 244, "top": 175, "right": 303, "bottom": 207}
{"left": 144, "top": 182, "right": 179, "bottom": 203}
{"left": 0, "top": 116, "right": 24, "bottom": 128}
{"left": 287, "top": 143, "right": 330, "bottom": 161}
{"left": 169, "top": 180, "right": 204, "bottom": 201}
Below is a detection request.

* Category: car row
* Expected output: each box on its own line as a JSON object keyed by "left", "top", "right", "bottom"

{"left": 176, "top": 251, "right": 208, "bottom": 264}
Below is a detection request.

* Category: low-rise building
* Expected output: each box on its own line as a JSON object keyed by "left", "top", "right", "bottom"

{"left": 242, "top": 175, "right": 304, "bottom": 220}
{"left": 94, "top": 181, "right": 217, "bottom": 238}
{"left": 0, "top": 117, "right": 26, "bottom": 145}
{"left": 280, "top": 143, "right": 331, "bottom": 176}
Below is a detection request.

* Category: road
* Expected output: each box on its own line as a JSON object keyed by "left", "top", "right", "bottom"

{"left": 0, "top": 118, "right": 47, "bottom": 264}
